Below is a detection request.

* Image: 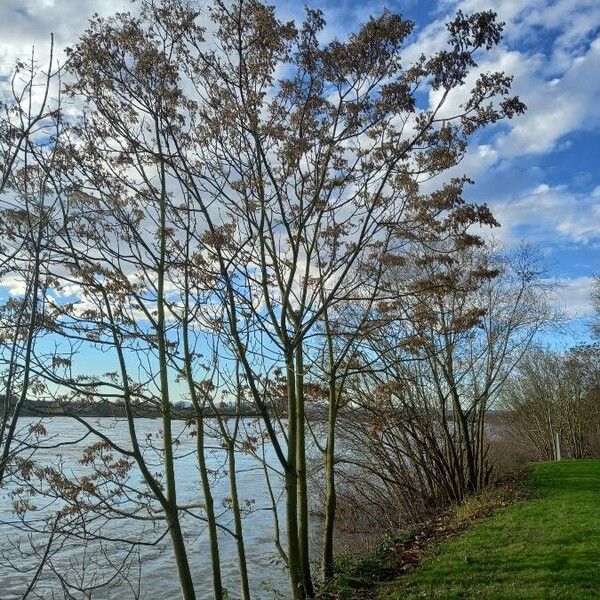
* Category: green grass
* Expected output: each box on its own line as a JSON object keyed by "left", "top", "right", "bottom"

{"left": 380, "top": 460, "right": 600, "bottom": 599}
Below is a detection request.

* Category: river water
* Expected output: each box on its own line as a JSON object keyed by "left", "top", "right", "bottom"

{"left": 0, "top": 417, "right": 291, "bottom": 599}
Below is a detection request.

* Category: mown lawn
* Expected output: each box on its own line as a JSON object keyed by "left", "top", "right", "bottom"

{"left": 380, "top": 460, "right": 600, "bottom": 599}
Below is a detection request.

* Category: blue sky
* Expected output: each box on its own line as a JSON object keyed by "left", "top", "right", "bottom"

{"left": 1, "top": 0, "right": 599, "bottom": 339}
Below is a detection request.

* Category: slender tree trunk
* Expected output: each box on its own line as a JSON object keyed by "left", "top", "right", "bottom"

{"left": 167, "top": 512, "right": 197, "bottom": 600}
{"left": 104, "top": 287, "right": 195, "bottom": 599}
{"left": 156, "top": 135, "right": 196, "bottom": 600}
{"left": 179, "top": 215, "right": 223, "bottom": 599}
{"left": 451, "top": 387, "right": 477, "bottom": 494}
{"left": 322, "top": 315, "right": 338, "bottom": 582}
{"left": 295, "top": 347, "right": 314, "bottom": 597}
{"left": 197, "top": 416, "right": 224, "bottom": 600}
{"left": 285, "top": 351, "right": 303, "bottom": 599}
{"left": 322, "top": 378, "right": 337, "bottom": 581}
{"left": 227, "top": 439, "right": 251, "bottom": 600}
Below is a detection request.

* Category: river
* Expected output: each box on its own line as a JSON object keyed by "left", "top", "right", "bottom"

{"left": 0, "top": 417, "right": 291, "bottom": 599}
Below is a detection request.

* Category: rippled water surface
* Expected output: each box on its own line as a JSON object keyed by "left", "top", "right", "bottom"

{"left": 0, "top": 417, "right": 289, "bottom": 599}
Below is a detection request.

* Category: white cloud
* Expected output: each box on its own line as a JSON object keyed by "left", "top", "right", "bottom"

{"left": 408, "top": 0, "right": 600, "bottom": 165}
{"left": 552, "top": 275, "right": 595, "bottom": 318}
{"left": 1, "top": 0, "right": 598, "bottom": 167}
{"left": 0, "top": 1, "right": 128, "bottom": 79}
{"left": 0, "top": 274, "right": 27, "bottom": 296}
{"left": 2, "top": 0, "right": 600, "bottom": 280}
{"left": 490, "top": 184, "right": 600, "bottom": 245}
{"left": 497, "top": 37, "right": 600, "bottom": 156}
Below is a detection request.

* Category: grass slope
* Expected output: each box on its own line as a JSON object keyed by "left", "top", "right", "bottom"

{"left": 382, "top": 460, "right": 600, "bottom": 599}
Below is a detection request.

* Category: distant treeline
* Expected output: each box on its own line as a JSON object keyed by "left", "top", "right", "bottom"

{"left": 0, "top": 395, "right": 508, "bottom": 422}
{"left": 0, "top": 395, "right": 265, "bottom": 419}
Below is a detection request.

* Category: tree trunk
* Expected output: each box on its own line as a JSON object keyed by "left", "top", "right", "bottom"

{"left": 322, "top": 378, "right": 337, "bottom": 581}
{"left": 197, "top": 416, "right": 224, "bottom": 600}
{"left": 286, "top": 352, "right": 304, "bottom": 599}
{"left": 295, "top": 347, "right": 314, "bottom": 597}
{"left": 156, "top": 137, "right": 196, "bottom": 599}
{"left": 168, "top": 511, "right": 197, "bottom": 600}
{"left": 227, "top": 440, "right": 251, "bottom": 600}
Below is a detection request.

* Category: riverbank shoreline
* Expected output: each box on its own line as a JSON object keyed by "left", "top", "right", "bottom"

{"left": 316, "top": 465, "right": 532, "bottom": 599}
{"left": 319, "top": 460, "right": 600, "bottom": 599}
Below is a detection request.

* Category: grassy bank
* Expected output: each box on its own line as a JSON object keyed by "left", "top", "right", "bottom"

{"left": 321, "top": 460, "right": 600, "bottom": 599}
{"left": 383, "top": 460, "right": 600, "bottom": 599}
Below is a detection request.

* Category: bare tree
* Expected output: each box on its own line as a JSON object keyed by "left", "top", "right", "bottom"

{"left": 504, "top": 344, "right": 600, "bottom": 461}
{"left": 336, "top": 245, "right": 556, "bottom": 529}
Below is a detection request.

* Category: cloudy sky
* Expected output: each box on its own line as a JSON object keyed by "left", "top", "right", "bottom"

{"left": 1, "top": 0, "right": 599, "bottom": 335}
